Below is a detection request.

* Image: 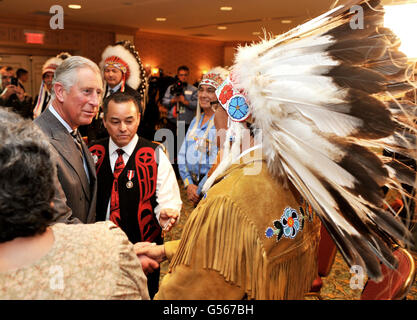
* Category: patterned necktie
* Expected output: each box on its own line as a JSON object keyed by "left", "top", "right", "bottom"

{"left": 71, "top": 130, "right": 84, "bottom": 162}
{"left": 110, "top": 149, "right": 125, "bottom": 226}
{"left": 107, "top": 87, "right": 115, "bottom": 97}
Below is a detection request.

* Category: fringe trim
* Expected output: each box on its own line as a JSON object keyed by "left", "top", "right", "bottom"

{"left": 169, "top": 195, "right": 320, "bottom": 299}
{"left": 266, "top": 232, "right": 319, "bottom": 299}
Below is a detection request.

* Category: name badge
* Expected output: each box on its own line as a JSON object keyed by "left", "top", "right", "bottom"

{"left": 184, "top": 90, "right": 192, "bottom": 95}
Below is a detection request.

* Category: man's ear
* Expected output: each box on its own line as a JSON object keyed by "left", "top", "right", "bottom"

{"left": 53, "top": 82, "right": 66, "bottom": 103}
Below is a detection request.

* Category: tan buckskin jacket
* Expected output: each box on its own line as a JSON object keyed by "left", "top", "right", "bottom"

{"left": 156, "top": 152, "right": 321, "bottom": 300}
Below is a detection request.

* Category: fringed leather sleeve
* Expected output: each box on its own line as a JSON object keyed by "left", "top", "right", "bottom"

{"left": 168, "top": 195, "right": 319, "bottom": 299}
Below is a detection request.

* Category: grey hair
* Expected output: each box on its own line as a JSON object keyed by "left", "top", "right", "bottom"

{"left": 51, "top": 56, "right": 102, "bottom": 99}
{"left": 0, "top": 107, "right": 56, "bottom": 242}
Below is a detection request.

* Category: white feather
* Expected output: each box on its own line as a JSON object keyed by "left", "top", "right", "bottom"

{"left": 100, "top": 44, "right": 141, "bottom": 90}
{"left": 208, "top": 0, "right": 416, "bottom": 281}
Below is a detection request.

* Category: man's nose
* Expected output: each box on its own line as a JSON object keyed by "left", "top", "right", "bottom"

{"left": 90, "top": 91, "right": 101, "bottom": 107}
{"left": 119, "top": 122, "right": 127, "bottom": 131}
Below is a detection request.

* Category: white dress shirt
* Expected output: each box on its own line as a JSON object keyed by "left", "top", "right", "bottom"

{"left": 49, "top": 104, "right": 90, "bottom": 182}
{"left": 106, "top": 83, "right": 122, "bottom": 97}
{"left": 105, "top": 134, "right": 182, "bottom": 224}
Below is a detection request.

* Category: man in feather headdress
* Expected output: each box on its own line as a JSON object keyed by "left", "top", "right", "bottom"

{"left": 136, "top": 84, "right": 321, "bottom": 300}
{"left": 82, "top": 41, "right": 148, "bottom": 143}
{"left": 33, "top": 52, "right": 71, "bottom": 119}
{"left": 100, "top": 41, "right": 147, "bottom": 105}
{"left": 135, "top": 0, "right": 417, "bottom": 299}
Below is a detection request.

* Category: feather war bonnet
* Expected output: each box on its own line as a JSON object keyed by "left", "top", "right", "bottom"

{"left": 206, "top": 0, "right": 417, "bottom": 281}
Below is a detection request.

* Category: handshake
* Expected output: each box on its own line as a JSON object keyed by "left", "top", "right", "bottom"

{"left": 134, "top": 208, "right": 179, "bottom": 275}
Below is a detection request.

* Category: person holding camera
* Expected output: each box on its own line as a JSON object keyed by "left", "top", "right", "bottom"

{"left": 0, "top": 70, "right": 32, "bottom": 119}
{"left": 162, "top": 66, "right": 198, "bottom": 173}
{"left": 162, "top": 66, "right": 198, "bottom": 133}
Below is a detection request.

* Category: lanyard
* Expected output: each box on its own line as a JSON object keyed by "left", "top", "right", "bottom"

{"left": 193, "top": 113, "right": 215, "bottom": 181}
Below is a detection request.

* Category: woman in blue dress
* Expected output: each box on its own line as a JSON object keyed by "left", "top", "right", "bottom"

{"left": 178, "top": 67, "right": 229, "bottom": 206}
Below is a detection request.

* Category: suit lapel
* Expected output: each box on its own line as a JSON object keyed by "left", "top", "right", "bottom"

{"left": 44, "top": 109, "right": 92, "bottom": 201}
{"left": 81, "top": 137, "right": 97, "bottom": 190}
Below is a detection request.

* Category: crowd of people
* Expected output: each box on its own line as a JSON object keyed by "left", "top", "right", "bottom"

{"left": 0, "top": 41, "right": 238, "bottom": 299}
{"left": 1, "top": 0, "right": 417, "bottom": 301}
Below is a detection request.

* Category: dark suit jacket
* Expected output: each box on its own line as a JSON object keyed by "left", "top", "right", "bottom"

{"left": 105, "top": 84, "right": 142, "bottom": 113}
{"left": 34, "top": 107, "right": 97, "bottom": 223}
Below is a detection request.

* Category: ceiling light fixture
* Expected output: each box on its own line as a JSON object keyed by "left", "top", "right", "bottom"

{"left": 281, "top": 20, "right": 292, "bottom": 24}
{"left": 217, "top": 26, "right": 227, "bottom": 30}
{"left": 68, "top": 4, "right": 82, "bottom": 9}
{"left": 155, "top": 17, "right": 167, "bottom": 22}
{"left": 252, "top": 31, "right": 261, "bottom": 35}
{"left": 220, "top": 6, "right": 233, "bottom": 11}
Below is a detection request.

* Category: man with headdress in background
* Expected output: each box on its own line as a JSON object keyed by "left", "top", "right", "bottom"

{"left": 33, "top": 52, "right": 71, "bottom": 119}
{"left": 81, "top": 40, "right": 148, "bottom": 144}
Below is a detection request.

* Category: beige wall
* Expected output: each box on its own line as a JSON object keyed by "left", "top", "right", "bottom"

{"left": 0, "top": 15, "right": 130, "bottom": 64}
{"left": 0, "top": 15, "right": 243, "bottom": 84}
{"left": 135, "top": 31, "right": 226, "bottom": 84}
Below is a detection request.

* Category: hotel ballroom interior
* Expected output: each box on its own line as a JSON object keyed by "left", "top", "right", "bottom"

{"left": 0, "top": 0, "right": 417, "bottom": 301}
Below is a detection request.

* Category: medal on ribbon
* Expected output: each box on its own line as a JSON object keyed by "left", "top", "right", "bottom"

{"left": 126, "top": 170, "right": 135, "bottom": 189}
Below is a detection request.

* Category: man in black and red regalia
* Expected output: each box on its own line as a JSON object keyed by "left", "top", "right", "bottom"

{"left": 89, "top": 92, "right": 182, "bottom": 298}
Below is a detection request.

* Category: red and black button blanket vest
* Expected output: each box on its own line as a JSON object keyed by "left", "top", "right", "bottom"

{"left": 90, "top": 137, "right": 163, "bottom": 298}
{"left": 89, "top": 137, "right": 162, "bottom": 244}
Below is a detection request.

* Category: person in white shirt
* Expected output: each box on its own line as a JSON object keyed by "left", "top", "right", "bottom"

{"left": 89, "top": 91, "right": 181, "bottom": 298}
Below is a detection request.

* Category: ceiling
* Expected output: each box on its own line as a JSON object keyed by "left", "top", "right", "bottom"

{"left": 0, "top": 0, "right": 358, "bottom": 42}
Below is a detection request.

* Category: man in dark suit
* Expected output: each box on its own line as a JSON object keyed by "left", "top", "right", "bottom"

{"left": 16, "top": 68, "right": 28, "bottom": 93}
{"left": 34, "top": 56, "right": 103, "bottom": 223}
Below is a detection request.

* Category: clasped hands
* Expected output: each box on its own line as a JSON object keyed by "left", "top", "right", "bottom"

{"left": 170, "top": 95, "right": 188, "bottom": 105}
{"left": 134, "top": 208, "right": 179, "bottom": 275}
{"left": 186, "top": 184, "right": 201, "bottom": 207}
{"left": 134, "top": 242, "right": 166, "bottom": 275}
